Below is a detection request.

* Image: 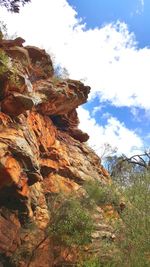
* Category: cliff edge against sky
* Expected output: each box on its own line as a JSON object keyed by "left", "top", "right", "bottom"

{"left": 0, "top": 37, "right": 122, "bottom": 267}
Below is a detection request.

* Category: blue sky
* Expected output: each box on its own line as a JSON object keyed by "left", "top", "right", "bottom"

{"left": 0, "top": 0, "right": 150, "bottom": 156}
{"left": 68, "top": 0, "right": 150, "bottom": 154}
{"left": 68, "top": 0, "right": 147, "bottom": 47}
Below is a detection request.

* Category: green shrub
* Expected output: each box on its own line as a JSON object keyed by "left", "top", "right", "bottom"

{"left": 84, "top": 180, "right": 120, "bottom": 209}
{"left": 47, "top": 194, "right": 94, "bottom": 247}
{"left": 115, "top": 171, "right": 150, "bottom": 267}
{"left": 77, "top": 257, "right": 100, "bottom": 267}
{"left": 78, "top": 257, "right": 118, "bottom": 267}
{"left": 10, "top": 246, "right": 32, "bottom": 266}
{"left": 0, "top": 49, "right": 10, "bottom": 76}
{"left": 0, "top": 49, "right": 20, "bottom": 87}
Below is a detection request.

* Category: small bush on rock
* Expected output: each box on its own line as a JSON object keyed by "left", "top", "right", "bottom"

{"left": 84, "top": 180, "right": 120, "bottom": 209}
{"left": 47, "top": 194, "right": 94, "bottom": 247}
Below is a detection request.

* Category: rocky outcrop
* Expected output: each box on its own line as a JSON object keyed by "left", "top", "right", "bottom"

{"left": 0, "top": 37, "right": 118, "bottom": 267}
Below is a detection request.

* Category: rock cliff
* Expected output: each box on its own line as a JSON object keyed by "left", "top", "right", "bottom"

{"left": 0, "top": 37, "right": 120, "bottom": 267}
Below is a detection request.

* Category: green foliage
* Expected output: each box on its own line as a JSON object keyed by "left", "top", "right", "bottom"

{"left": 78, "top": 256, "right": 118, "bottom": 267}
{"left": 82, "top": 173, "right": 150, "bottom": 266}
{"left": 0, "top": 0, "right": 31, "bottom": 13}
{"left": 0, "top": 21, "right": 8, "bottom": 39}
{"left": 9, "top": 68, "right": 21, "bottom": 87}
{"left": 115, "top": 171, "right": 150, "bottom": 267}
{"left": 54, "top": 64, "right": 69, "bottom": 79}
{"left": 77, "top": 257, "right": 100, "bottom": 267}
{"left": 8, "top": 166, "right": 150, "bottom": 267}
{"left": 105, "top": 155, "right": 145, "bottom": 187}
{"left": 0, "top": 49, "right": 10, "bottom": 76}
{"left": 94, "top": 153, "right": 150, "bottom": 267}
{"left": 84, "top": 180, "right": 120, "bottom": 209}
{"left": 10, "top": 247, "right": 32, "bottom": 266}
{"left": 47, "top": 194, "right": 94, "bottom": 247}
{"left": 51, "top": 75, "right": 62, "bottom": 85}
{"left": 0, "top": 49, "right": 21, "bottom": 87}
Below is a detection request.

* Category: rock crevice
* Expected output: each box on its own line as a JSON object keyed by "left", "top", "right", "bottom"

{"left": 0, "top": 37, "right": 116, "bottom": 267}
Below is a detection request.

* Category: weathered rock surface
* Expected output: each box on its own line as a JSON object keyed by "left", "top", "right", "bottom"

{"left": 0, "top": 37, "right": 118, "bottom": 267}
{"left": 0, "top": 211, "right": 20, "bottom": 256}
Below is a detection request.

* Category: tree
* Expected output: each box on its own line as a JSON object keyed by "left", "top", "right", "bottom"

{"left": 116, "top": 171, "right": 150, "bottom": 267}
{"left": 99, "top": 143, "right": 117, "bottom": 162}
{"left": 104, "top": 152, "right": 148, "bottom": 187}
{"left": 0, "top": 21, "right": 8, "bottom": 39}
{"left": 123, "top": 150, "right": 150, "bottom": 170}
{"left": 0, "top": 0, "right": 30, "bottom": 13}
{"left": 104, "top": 155, "right": 134, "bottom": 187}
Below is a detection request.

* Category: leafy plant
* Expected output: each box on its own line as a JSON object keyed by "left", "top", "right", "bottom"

{"left": 0, "top": 49, "right": 10, "bottom": 76}
{"left": 77, "top": 257, "right": 100, "bottom": 267}
{"left": 0, "top": 20, "right": 8, "bottom": 39}
{"left": 84, "top": 180, "right": 120, "bottom": 209}
{"left": 47, "top": 194, "right": 94, "bottom": 247}
{"left": 10, "top": 246, "right": 32, "bottom": 266}
{"left": 115, "top": 171, "right": 150, "bottom": 267}
{"left": 0, "top": 49, "right": 21, "bottom": 87}
{"left": 78, "top": 256, "right": 118, "bottom": 267}
{"left": 0, "top": 0, "right": 31, "bottom": 13}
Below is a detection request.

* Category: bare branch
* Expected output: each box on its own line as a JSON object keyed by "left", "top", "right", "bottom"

{"left": 122, "top": 151, "right": 150, "bottom": 169}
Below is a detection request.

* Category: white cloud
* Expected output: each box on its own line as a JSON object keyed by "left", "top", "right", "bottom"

{"left": 146, "top": 133, "right": 150, "bottom": 140}
{"left": 130, "top": 107, "right": 142, "bottom": 122}
{"left": 140, "top": 0, "right": 144, "bottom": 8}
{"left": 135, "top": 0, "right": 144, "bottom": 14}
{"left": 92, "top": 105, "right": 104, "bottom": 116}
{"left": 78, "top": 107, "right": 143, "bottom": 157}
{"left": 130, "top": 107, "right": 150, "bottom": 123}
{"left": 102, "top": 112, "right": 112, "bottom": 120}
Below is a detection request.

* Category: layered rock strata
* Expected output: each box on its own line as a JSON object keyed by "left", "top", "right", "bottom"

{"left": 0, "top": 37, "right": 117, "bottom": 267}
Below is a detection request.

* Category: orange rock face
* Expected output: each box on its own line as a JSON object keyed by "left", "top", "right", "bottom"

{"left": 0, "top": 37, "right": 114, "bottom": 267}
